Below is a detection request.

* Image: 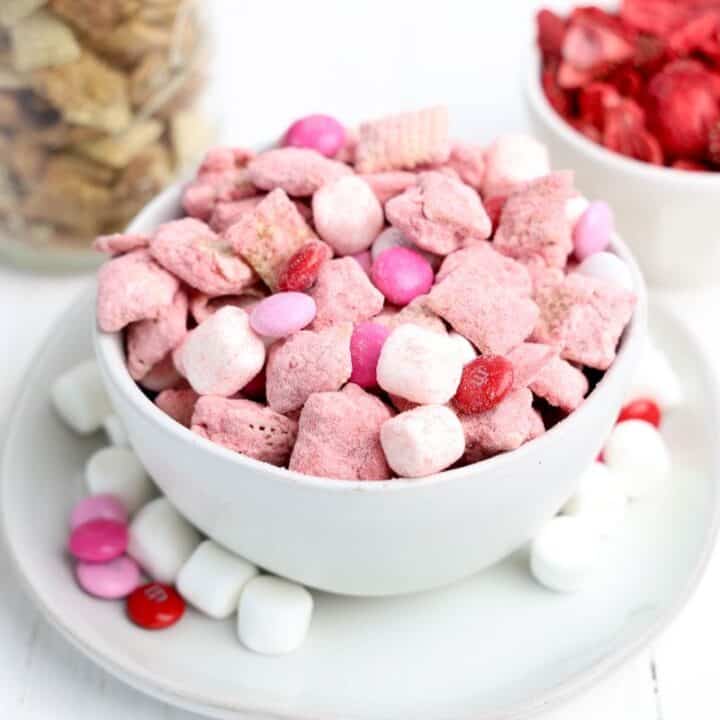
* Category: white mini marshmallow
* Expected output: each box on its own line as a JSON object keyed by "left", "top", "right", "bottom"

{"left": 313, "top": 175, "right": 384, "bottom": 255}
{"left": 371, "top": 226, "right": 440, "bottom": 267}
{"left": 127, "top": 498, "right": 201, "bottom": 584}
{"left": 103, "top": 414, "right": 129, "bottom": 446}
{"left": 376, "top": 324, "right": 463, "bottom": 405}
{"left": 380, "top": 405, "right": 465, "bottom": 478}
{"left": 177, "top": 540, "right": 258, "bottom": 619}
{"left": 565, "top": 195, "right": 590, "bottom": 228}
{"left": 51, "top": 360, "right": 112, "bottom": 434}
{"left": 237, "top": 575, "right": 313, "bottom": 655}
{"left": 530, "top": 516, "right": 601, "bottom": 593}
{"left": 626, "top": 340, "right": 683, "bottom": 410}
{"left": 603, "top": 420, "right": 671, "bottom": 500}
{"left": 563, "top": 462, "right": 627, "bottom": 537}
{"left": 174, "top": 306, "right": 266, "bottom": 397}
{"left": 576, "top": 249, "right": 633, "bottom": 291}
{"left": 85, "top": 446, "right": 156, "bottom": 515}
{"left": 482, "top": 134, "right": 550, "bottom": 198}
{"left": 447, "top": 331, "right": 477, "bottom": 366}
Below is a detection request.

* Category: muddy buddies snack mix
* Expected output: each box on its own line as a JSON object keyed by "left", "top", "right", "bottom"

{"left": 96, "top": 107, "right": 637, "bottom": 480}
{"left": 0, "top": 0, "right": 211, "bottom": 268}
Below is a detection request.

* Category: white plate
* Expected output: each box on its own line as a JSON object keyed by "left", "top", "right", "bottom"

{"left": 2, "top": 288, "right": 719, "bottom": 720}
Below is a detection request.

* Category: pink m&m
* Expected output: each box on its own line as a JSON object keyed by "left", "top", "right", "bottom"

{"left": 70, "top": 494, "right": 128, "bottom": 530}
{"left": 350, "top": 322, "right": 391, "bottom": 389}
{"left": 283, "top": 114, "right": 346, "bottom": 157}
{"left": 371, "top": 246, "right": 434, "bottom": 307}
{"left": 250, "top": 292, "right": 317, "bottom": 338}
{"left": 76, "top": 555, "right": 141, "bottom": 600}
{"left": 573, "top": 201, "right": 613, "bottom": 261}
{"left": 69, "top": 518, "right": 128, "bottom": 563}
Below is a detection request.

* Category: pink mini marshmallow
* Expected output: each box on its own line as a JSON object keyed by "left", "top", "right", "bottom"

{"left": 174, "top": 306, "right": 266, "bottom": 396}
{"left": 376, "top": 324, "right": 463, "bottom": 405}
{"left": 481, "top": 134, "right": 550, "bottom": 199}
{"left": 191, "top": 396, "right": 298, "bottom": 466}
{"left": 155, "top": 386, "right": 200, "bottom": 428}
{"left": 150, "top": 218, "right": 256, "bottom": 297}
{"left": 461, "top": 388, "right": 535, "bottom": 462}
{"left": 247, "top": 147, "right": 351, "bottom": 196}
{"left": 446, "top": 142, "right": 486, "bottom": 190}
{"left": 289, "top": 384, "right": 393, "bottom": 480}
{"left": 359, "top": 171, "right": 416, "bottom": 204}
{"left": 93, "top": 232, "right": 150, "bottom": 255}
{"left": 227, "top": 188, "right": 317, "bottom": 290}
{"left": 208, "top": 197, "right": 263, "bottom": 233}
{"left": 529, "top": 356, "right": 589, "bottom": 412}
{"left": 380, "top": 405, "right": 465, "bottom": 478}
{"left": 313, "top": 175, "right": 384, "bottom": 255}
{"left": 265, "top": 322, "right": 353, "bottom": 414}
{"left": 494, "top": 172, "right": 575, "bottom": 269}
{"left": 139, "top": 353, "right": 183, "bottom": 392}
{"left": 126, "top": 290, "right": 188, "bottom": 381}
{"left": 385, "top": 171, "right": 491, "bottom": 256}
{"left": 309, "top": 257, "right": 384, "bottom": 329}
{"left": 505, "top": 342, "right": 555, "bottom": 390}
{"left": 97, "top": 249, "right": 179, "bottom": 333}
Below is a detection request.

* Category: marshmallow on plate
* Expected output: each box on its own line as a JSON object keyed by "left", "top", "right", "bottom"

{"left": 128, "top": 498, "right": 201, "bottom": 584}
{"left": 380, "top": 405, "right": 465, "bottom": 478}
{"left": 174, "top": 306, "right": 266, "bottom": 397}
{"left": 85, "top": 446, "right": 157, "bottom": 515}
{"left": 177, "top": 540, "right": 258, "bottom": 620}
{"left": 237, "top": 575, "right": 313, "bottom": 655}
{"left": 51, "top": 360, "right": 112, "bottom": 434}
{"left": 376, "top": 324, "right": 463, "bottom": 405}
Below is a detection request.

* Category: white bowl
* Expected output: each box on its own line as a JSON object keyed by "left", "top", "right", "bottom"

{"left": 94, "top": 183, "right": 647, "bottom": 597}
{"left": 526, "top": 55, "right": 720, "bottom": 288}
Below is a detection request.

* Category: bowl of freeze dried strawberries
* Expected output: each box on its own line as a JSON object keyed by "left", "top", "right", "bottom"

{"left": 527, "top": 2, "right": 720, "bottom": 288}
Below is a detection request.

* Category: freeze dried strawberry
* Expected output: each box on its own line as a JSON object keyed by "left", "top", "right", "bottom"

{"left": 645, "top": 60, "right": 720, "bottom": 160}
{"left": 633, "top": 33, "right": 667, "bottom": 76}
{"left": 580, "top": 83, "right": 621, "bottom": 129}
{"left": 571, "top": 6, "right": 636, "bottom": 42}
{"left": 484, "top": 194, "right": 507, "bottom": 233}
{"left": 708, "top": 121, "right": 720, "bottom": 165}
{"left": 277, "top": 240, "right": 333, "bottom": 292}
{"left": 668, "top": 11, "right": 720, "bottom": 57}
{"left": 452, "top": 356, "right": 514, "bottom": 415}
{"left": 542, "top": 64, "right": 571, "bottom": 115}
{"left": 569, "top": 118, "right": 603, "bottom": 144}
{"left": 672, "top": 159, "right": 710, "bottom": 171}
{"left": 607, "top": 65, "right": 643, "bottom": 96}
{"left": 557, "top": 61, "right": 596, "bottom": 89}
{"left": 537, "top": 9, "right": 567, "bottom": 57}
{"left": 603, "top": 99, "right": 664, "bottom": 164}
{"left": 620, "top": 0, "right": 694, "bottom": 37}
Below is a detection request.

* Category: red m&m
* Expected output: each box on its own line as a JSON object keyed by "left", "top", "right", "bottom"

{"left": 127, "top": 583, "right": 186, "bottom": 630}
{"left": 617, "top": 398, "right": 662, "bottom": 428}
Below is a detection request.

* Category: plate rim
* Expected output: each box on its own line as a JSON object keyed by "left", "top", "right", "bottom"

{"left": 2, "top": 287, "right": 719, "bottom": 720}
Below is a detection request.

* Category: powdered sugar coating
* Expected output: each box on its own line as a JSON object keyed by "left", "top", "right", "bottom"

{"left": 530, "top": 356, "right": 589, "bottom": 411}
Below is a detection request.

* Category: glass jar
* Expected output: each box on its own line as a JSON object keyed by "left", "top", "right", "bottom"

{"left": 0, "top": 0, "right": 213, "bottom": 271}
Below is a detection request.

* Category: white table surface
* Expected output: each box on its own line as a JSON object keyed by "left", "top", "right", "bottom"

{"left": 1, "top": 1, "right": 718, "bottom": 716}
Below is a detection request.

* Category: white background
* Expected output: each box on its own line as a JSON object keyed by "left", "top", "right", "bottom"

{"left": 1, "top": 1, "right": 719, "bottom": 717}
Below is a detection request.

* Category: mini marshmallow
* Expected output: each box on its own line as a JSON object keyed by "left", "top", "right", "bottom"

{"left": 312, "top": 175, "right": 384, "bottom": 255}
{"left": 174, "top": 306, "right": 266, "bottom": 397}
{"left": 563, "top": 462, "right": 627, "bottom": 537}
{"left": 530, "top": 516, "right": 602, "bottom": 593}
{"left": 380, "top": 405, "right": 465, "bottom": 478}
{"left": 626, "top": 340, "right": 683, "bottom": 410}
{"left": 603, "top": 420, "right": 671, "bottom": 499}
{"left": 51, "top": 360, "right": 112, "bottom": 434}
{"left": 85, "top": 446, "right": 157, "bottom": 515}
{"left": 237, "top": 575, "right": 314, "bottom": 655}
{"left": 482, "top": 134, "right": 550, "bottom": 199}
{"left": 177, "top": 540, "right": 258, "bottom": 619}
{"left": 127, "top": 498, "right": 201, "bottom": 584}
{"left": 103, "top": 414, "right": 128, "bottom": 446}
{"left": 447, "top": 331, "right": 477, "bottom": 366}
{"left": 376, "top": 324, "right": 463, "bottom": 405}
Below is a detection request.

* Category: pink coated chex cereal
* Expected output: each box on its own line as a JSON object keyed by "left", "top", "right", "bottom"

{"left": 445, "top": 142, "right": 486, "bottom": 190}
{"left": 460, "top": 388, "right": 535, "bottom": 462}
{"left": 494, "top": 172, "right": 575, "bottom": 269}
{"left": 191, "top": 396, "right": 298, "bottom": 466}
{"left": 354, "top": 107, "right": 451, "bottom": 173}
{"left": 93, "top": 232, "right": 150, "bottom": 255}
{"left": 138, "top": 353, "right": 183, "bottom": 392}
{"left": 358, "top": 171, "right": 416, "bottom": 204}
{"left": 227, "top": 188, "right": 318, "bottom": 291}
{"left": 532, "top": 273, "right": 636, "bottom": 370}
{"left": 308, "top": 257, "right": 384, "bottom": 329}
{"left": 208, "top": 197, "right": 263, "bottom": 233}
{"left": 385, "top": 171, "right": 491, "bottom": 255}
{"left": 96, "top": 249, "right": 179, "bottom": 333}
{"left": 528, "top": 409, "right": 546, "bottom": 440}
{"left": 247, "top": 147, "right": 351, "bottom": 196}
{"left": 506, "top": 342, "right": 555, "bottom": 391}
{"left": 150, "top": 218, "right": 256, "bottom": 297}
{"left": 155, "top": 385, "right": 199, "bottom": 428}
{"left": 126, "top": 290, "right": 188, "bottom": 381}
{"left": 427, "top": 267, "right": 539, "bottom": 355}
{"left": 529, "top": 356, "right": 589, "bottom": 412}
{"left": 289, "top": 384, "right": 392, "bottom": 480}
{"left": 265, "top": 322, "right": 353, "bottom": 414}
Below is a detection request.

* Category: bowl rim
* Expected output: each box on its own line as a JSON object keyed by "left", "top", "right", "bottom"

{"left": 94, "top": 183, "right": 647, "bottom": 495}
{"left": 526, "top": 49, "right": 720, "bottom": 187}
